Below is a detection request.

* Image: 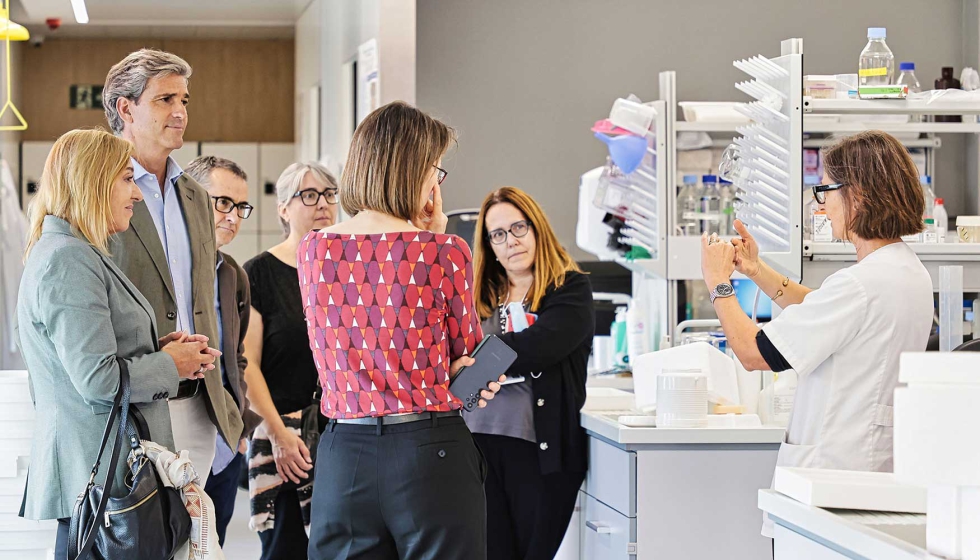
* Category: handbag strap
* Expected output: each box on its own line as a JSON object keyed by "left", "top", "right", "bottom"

{"left": 69, "top": 360, "right": 133, "bottom": 560}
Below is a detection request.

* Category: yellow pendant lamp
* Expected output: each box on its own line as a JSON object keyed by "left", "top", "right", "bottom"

{"left": 0, "top": 0, "right": 27, "bottom": 131}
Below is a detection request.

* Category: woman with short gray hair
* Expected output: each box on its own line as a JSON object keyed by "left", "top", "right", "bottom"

{"left": 241, "top": 162, "right": 338, "bottom": 560}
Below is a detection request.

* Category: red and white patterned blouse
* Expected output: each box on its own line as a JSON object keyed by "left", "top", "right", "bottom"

{"left": 297, "top": 231, "right": 483, "bottom": 419}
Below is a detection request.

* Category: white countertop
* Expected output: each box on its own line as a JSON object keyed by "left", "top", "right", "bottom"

{"left": 581, "top": 410, "right": 786, "bottom": 445}
{"left": 759, "top": 490, "right": 937, "bottom": 560}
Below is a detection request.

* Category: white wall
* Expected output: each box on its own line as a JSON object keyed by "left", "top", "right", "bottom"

{"left": 294, "top": 0, "right": 416, "bottom": 173}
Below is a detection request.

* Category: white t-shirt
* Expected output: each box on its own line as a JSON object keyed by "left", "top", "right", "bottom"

{"left": 763, "top": 242, "right": 933, "bottom": 473}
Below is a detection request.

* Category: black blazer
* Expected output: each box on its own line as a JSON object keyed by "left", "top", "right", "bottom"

{"left": 498, "top": 271, "right": 594, "bottom": 475}
{"left": 217, "top": 251, "right": 263, "bottom": 438}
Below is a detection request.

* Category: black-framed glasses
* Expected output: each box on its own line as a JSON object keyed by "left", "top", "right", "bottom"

{"left": 293, "top": 188, "right": 339, "bottom": 206}
{"left": 434, "top": 165, "right": 448, "bottom": 185}
{"left": 488, "top": 220, "right": 531, "bottom": 245}
{"left": 812, "top": 183, "right": 844, "bottom": 204}
{"left": 210, "top": 196, "right": 254, "bottom": 219}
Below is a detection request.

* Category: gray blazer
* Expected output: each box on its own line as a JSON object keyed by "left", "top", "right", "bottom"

{"left": 17, "top": 216, "right": 179, "bottom": 520}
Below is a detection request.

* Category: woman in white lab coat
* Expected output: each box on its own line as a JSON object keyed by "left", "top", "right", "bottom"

{"left": 700, "top": 130, "right": 933, "bottom": 478}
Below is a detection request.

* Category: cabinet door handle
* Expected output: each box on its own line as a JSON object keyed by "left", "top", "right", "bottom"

{"left": 586, "top": 520, "right": 612, "bottom": 534}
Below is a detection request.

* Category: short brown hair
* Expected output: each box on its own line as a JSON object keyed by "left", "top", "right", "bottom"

{"left": 822, "top": 130, "right": 924, "bottom": 240}
{"left": 104, "top": 49, "right": 192, "bottom": 135}
{"left": 340, "top": 102, "right": 456, "bottom": 221}
{"left": 184, "top": 155, "right": 248, "bottom": 189}
{"left": 473, "top": 187, "right": 582, "bottom": 319}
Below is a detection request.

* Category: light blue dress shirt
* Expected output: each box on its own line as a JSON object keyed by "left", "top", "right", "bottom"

{"left": 132, "top": 157, "right": 196, "bottom": 335}
{"left": 212, "top": 253, "right": 237, "bottom": 473}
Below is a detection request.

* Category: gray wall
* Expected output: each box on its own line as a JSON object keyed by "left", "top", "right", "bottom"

{"left": 418, "top": 0, "right": 976, "bottom": 260}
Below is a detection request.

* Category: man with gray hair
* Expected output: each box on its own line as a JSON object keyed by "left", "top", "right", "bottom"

{"left": 105, "top": 49, "right": 245, "bottom": 485}
{"left": 184, "top": 155, "right": 263, "bottom": 545}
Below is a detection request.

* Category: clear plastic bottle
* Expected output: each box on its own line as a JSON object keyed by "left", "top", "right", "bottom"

{"left": 934, "top": 198, "right": 948, "bottom": 243}
{"left": 896, "top": 62, "right": 921, "bottom": 93}
{"left": 699, "top": 175, "right": 721, "bottom": 235}
{"left": 923, "top": 218, "right": 938, "bottom": 243}
{"left": 921, "top": 175, "right": 936, "bottom": 222}
{"left": 719, "top": 179, "right": 736, "bottom": 236}
{"left": 677, "top": 175, "right": 701, "bottom": 236}
{"left": 859, "top": 27, "right": 895, "bottom": 87}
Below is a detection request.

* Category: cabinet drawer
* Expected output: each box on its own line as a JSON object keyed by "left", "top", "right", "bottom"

{"left": 581, "top": 492, "right": 635, "bottom": 560}
{"left": 584, "top": 436, "right": 635, "bottom": 516}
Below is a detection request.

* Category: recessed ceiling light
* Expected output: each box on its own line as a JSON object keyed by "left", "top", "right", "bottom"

{"left": 70, "top": 0, "right": 89, "bottom": 24}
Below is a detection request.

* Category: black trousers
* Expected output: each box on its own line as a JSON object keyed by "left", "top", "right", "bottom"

{"left": 258, "top": 484, "right": 310, "bottom": 560}
{"left": 308, "top": 414, "right": 487, "bottom": 560}
{"left": 473, "top": 433, "right": 584, "bottom": 560}
{"left": 204, "top": 451, "right": 245, "bottom": 547}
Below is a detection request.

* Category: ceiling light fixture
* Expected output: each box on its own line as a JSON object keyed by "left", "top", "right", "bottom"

{"left": 70, "top": 0, "right": 89, "bottom": 24}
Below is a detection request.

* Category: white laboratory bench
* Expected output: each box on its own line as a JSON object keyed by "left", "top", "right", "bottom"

{"left": 579, "top": 410, "right": 784, "bottom": 560}
{"left": 760, "top": 490, "right": 936, "bottom": 560}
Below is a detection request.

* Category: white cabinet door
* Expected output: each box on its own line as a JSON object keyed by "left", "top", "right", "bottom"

{"left": 199, "top": 144, "right": 261, "bottom": 264}
{"left": 19, "top": 142, "right": 54, "bottom": 212}
{"left": 258, "top": 143, "right": 298, "bottom": 235}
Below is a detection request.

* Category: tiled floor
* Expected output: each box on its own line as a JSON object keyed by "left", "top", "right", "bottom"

{"left": 221, "top": 489, "right": 263, "bottom": 559}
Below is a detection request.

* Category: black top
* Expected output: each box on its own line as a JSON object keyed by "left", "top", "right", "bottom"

{"left": 496, "top": 270, "right": 595, "bottom": 475}
{"left": 756, "top": 330, "right": 792, "bottom": 372}
{"left": 243, "top": 251, "right": 320, "bottom": 414}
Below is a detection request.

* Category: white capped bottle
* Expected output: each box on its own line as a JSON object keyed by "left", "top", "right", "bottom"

{"left": 934, "top": 198, "right": 948, "bottom": 243}
{"left": 859, "top": 27, "right": 895, "bottom": 88}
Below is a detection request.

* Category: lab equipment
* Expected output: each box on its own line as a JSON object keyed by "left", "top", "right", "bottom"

{"left": 957, "top": 216, "right": 980, "bottom": 243}
{"left": 758, "top": 369, "right": 796, "bottom": 427}
{"left": 895, "top": 352, "right": 980, "bottom": 560}
{"left": 626, "top": 297, "right": 650, "bottom": 361}
{"left": 924, "top": 218, "right": 938, "bottom": 243}
{"left": 939, "top": 266, "right": 964, "bottom": 351}
{"left": 699, "top": 175, "right": 721, "bottom": 234}
{"left": 612, "top": 306, "right": 629, "bottom": 367}
{"left": 858, "top": 27, "right": 895, "bottom": 91}
{"left": 935, "top": 67, "right": 963, "bottom": 123}
{"left": 896, "top": 62, "right": 921, "bottom": 93}
{"left": 804, "top": 75, "right": 837, "bottom": 99}
{"left": 676, "top": 174, "right": 700, "bottom": 235}
{"left": 609, "top": 97, "right": 656, "bottom": 136}
{"left": 774, "top": 467, "right": 926, "bottom": 513}
{"left": 594, "top": 131, "right": 648, "bottom": 175}
{"left": 812, "top": 209, "right": 833, "bottom": 242}
{"left": 656, "top": 372, "right": 708, "bottom": 428}
{"left": 935, "top": 198, "right": 949, "bottom": 242}
{"left": 922, "top": 175, "right": 936, "bottom": 223}
{"left": 576, "top": 167, "right": 621, "bottom": 260}
{"left": 719, "top": 179, "right": 736, "bottom": 235}
{"left": 631, "top": 341, "right": 741, "bottom": 413}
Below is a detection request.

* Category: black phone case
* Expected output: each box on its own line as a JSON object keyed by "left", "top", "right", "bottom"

{"left": 449, "top": 335, "right": 518, "bottom": 412}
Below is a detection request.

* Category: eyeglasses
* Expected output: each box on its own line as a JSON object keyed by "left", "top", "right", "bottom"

{"left": 293, "top": 188, "right": 339, "bottom": 206}
{"left": 210, "top": 196, "right": 254, "bottom": 219}
{"left": 488, "top": 220, "right": 531, "bottom": 245}
{"left": 812, "top": 183, "right": 844, "bottom": 204}
{"left": 434, "top": 166, "right": 448, "bottom": 185}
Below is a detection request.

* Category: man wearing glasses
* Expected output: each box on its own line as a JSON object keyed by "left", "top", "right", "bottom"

{"left": 183, "top": 155, "right": 264, "bottom": 546}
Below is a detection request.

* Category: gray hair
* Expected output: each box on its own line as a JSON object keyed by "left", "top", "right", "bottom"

{"left": 104, "top": 49, "right": 192, "bottom": 135}
{"left": 184, "top": 155, "right": 248, "bottom": 191}
{"left": 276, "top": 161, "right": 339, "bottom": 235}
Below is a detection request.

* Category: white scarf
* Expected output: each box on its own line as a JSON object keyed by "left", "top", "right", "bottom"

{"left": 137, "top": 441, "right": 225, "bottom": 560}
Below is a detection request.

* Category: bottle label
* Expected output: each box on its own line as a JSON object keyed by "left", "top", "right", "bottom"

{"left": 773, "top": 394, "right": 795, "bottom": 417}
{"left": 924, "top": 231, "right": 938, "bottom": 243}
{"left": 813, "top": 213, "right": 833, "bottom": 242}
{"left": 859, "top": 67, "right": 889, "bottom": 77}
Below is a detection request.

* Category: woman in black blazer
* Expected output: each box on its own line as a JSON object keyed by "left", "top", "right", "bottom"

{"left": 467, "top": 186, "right": 594, "bottom": 560}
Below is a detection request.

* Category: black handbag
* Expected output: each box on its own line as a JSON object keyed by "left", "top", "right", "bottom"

{"left": 68, "top": 361, "right": 191, "bottom": 560}
{"left": 299, "top": 389, "right": 323, "bottom": 464}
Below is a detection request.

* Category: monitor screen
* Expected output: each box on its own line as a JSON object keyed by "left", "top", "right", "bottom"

{"left": 732, "top": 279, "right": 772, "bottom": 321}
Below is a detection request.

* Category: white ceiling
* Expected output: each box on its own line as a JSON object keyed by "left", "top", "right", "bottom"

{"left": 11, "top": 0, "right": 310, "bottom": 27}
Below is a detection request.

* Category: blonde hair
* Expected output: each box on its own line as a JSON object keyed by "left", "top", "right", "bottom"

{"left": 104, "top": 49, "right": 192, "bottom": 135}
{"left": 340, "top": 101, "right": 455, "bottom": 221}
{"left": 473, "top": 187, "right": 582, "bottom": 319}
{"left": 275, "top": 161, "right": 339, "bottom": 235}
{"left": 24, "top": 129, "right": 134, "bottom": 258}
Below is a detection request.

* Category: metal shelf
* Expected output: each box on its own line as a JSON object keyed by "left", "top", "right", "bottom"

{"left": 803, "top": 122, "right": 980, "bottom": 134}
{"left": 805, "top": 241, "right": 980, "bottom": 259}
{"left": 804, "top": 97, "right": 980, "bottom": 116}
{"left": 675, "top": 121, "right": 746, "bottom": 132}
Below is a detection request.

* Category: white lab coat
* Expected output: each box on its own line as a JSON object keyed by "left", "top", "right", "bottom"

{"left": 764, "top": 242, "right": 933, "bottom": 472}
{"left": 0, "top": 158, "right": 27, "bottom": 370}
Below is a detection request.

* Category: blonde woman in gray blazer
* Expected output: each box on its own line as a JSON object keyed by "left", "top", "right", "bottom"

{"left": 16, "top": 129, "right": 219, "bottom": 556}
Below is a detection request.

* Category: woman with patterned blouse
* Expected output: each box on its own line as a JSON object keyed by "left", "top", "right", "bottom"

{"left": 297, "top": 101, "right": 504, "bottom": 560}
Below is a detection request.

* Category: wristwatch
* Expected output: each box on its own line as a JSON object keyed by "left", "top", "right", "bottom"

{"left": 709, "top": 283, "right": 735, "bottom": 304}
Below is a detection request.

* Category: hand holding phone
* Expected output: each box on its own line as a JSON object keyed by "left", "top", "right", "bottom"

{"left": 449, "top": 335, "right": 518, "bottom": 411}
